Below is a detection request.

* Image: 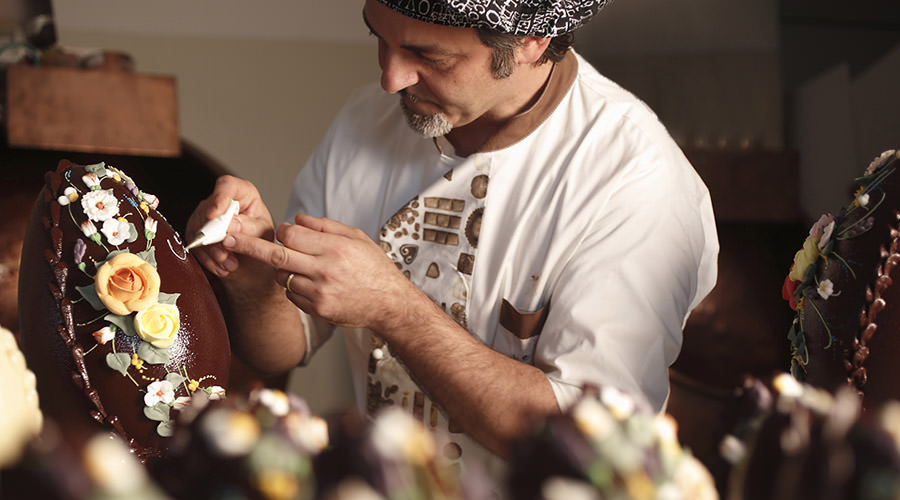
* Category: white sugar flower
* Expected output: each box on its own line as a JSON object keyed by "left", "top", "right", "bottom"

{"left": 80, "top": 219, "right": 98, "bottom": 237}
{"left": 58, "top": 187, "right": 80, "bottom": 206}
{"left": 101, "top": 218, "right": 132, "bottom": 246}
{"left": 92, "top": 326, "right": 115, "bottom": 345}
{"left": 82, "top": 172, "right": 101, "bottom": 189}
{"left": 818, "top": 220, "right": 835, "bottom": 251}
{"left": 207, "top": 385, "right": 226, "bottom": 400}
{"left": 817, "top": 279, "right": 834, "bottom": 300}
{"left": 142, "top": 193, "right": 160, "bottom": 209}
{"left": 144, "top": 216, "right": 158, "bottom": 235}
{"left": 144, "top": 380, "right": 175, "bottom": 407}
{"left": 81, "top": 190, "right": 119, "bottom": 222}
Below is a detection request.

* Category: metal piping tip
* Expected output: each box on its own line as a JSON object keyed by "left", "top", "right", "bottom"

{"left": 184, "top": 233, "right": 206, "bottom": 251}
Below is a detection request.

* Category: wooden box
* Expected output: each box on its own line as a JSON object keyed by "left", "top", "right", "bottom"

{"left": 5, "top": 64, "right": 180, "bottom": 157}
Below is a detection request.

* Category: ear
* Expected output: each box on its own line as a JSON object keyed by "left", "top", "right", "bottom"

{"left": 516, "top": 36, "right": 552, "bottom": 65}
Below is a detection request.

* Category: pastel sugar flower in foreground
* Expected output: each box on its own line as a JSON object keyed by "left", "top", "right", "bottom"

{"left": 286, "top": 412, "right": 329, "bottom": 454}
{"left": 83, "top": 433, "right": 160, "bottom": 497}
{"left": 201, "top": 408, "right": 261, "bottom": 457}
{"left": 81, "top": 189, "right": 119, "bottom": 222}
{"left": 134, "top": 303, "right": 180, "bottom": 349}
{"left": 94, "top": 252, "right": 160, "bottom": 316}
{"left": 572, "top": 395, "right": 616, "bottom": 440}
{"left": 371, "top": 406, "right": 435, "bottom": 465}
{"left": 258, "top": 388, "right": 291, "bottom": 417}
{"left": 600, "top": 385, "right": 635, "bottom": 420}
{"left": 144, "top": 380, "right": 175, "bottom": 407}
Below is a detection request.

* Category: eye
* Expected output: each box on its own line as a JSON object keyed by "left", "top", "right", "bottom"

{"left": 417, "top": 53, "right": 450, "bottom": 69}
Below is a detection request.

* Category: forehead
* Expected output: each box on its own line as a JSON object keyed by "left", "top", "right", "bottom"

{"left": 363, "top": 0, "right": 484, "bottom": 50}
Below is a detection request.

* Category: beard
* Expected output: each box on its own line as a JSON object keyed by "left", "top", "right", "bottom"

{"left": 399, "top": 93, "right": 453, "bottom": 138}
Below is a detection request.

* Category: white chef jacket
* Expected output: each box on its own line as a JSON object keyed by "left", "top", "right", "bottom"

{"left": 285, "top": 50, "right": 718, "bottom": 472}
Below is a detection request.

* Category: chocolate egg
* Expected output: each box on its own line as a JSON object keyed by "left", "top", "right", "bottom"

{"left": 18, "top": 159, "right": 231, "bottom": 461}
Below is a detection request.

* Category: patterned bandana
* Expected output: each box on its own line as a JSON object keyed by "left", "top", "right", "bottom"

{"left": 376, "top": 0, "right": 610, "bottom": 37}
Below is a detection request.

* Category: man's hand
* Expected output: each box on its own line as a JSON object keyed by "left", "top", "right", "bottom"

{"left": 222, "top": 212, "right": 418, "bottom": 332}
{"left": 187, "top": 175, "right": 307, "bottom": 372}
{"left": 187, "top": 175, "right": 276, "bottom": 280}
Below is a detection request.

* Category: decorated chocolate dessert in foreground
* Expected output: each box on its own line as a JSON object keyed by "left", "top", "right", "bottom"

{"left": 0, "top": 325, "right": 42, "bottom": 469}
{"left": 17, "top": 159, "right": 231, "bottom": 460}
{"left": 152, "top": 386, "right": 328, "bottom": 500}
{"left": 508, "top": 385, "right": 719, "bottom": 500}
{"left": 782, "top": 149, "right": 900, "bottom": 408}
{"left": 723, "top": 373, "right": 900, "bottom": 500}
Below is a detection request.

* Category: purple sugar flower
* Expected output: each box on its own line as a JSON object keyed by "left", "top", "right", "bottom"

{"left": 73, "top": 239, "right": 86, "bottom": 265}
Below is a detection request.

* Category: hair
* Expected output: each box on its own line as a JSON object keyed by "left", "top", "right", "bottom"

{"left": 476, "top": 29, "right": 575, "bottom": 79}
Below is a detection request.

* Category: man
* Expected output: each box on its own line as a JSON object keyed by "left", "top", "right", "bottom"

{"left": 188, "top": 0, "right": 718, "bottom": 481}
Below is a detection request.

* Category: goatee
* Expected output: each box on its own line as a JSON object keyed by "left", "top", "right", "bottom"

{"left": 399, "top": 94, "right": 453, "bottom": 138}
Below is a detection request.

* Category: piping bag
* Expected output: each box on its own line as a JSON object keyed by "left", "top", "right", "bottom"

{"left": 185, "top": 199, "right": 240, "bottom": 251}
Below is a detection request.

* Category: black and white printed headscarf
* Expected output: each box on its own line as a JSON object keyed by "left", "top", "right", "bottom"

{"left": 376, "top": 0, "right": 610, "bottom": 37}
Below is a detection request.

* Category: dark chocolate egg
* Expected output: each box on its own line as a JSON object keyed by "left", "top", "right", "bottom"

{"left": 18, "top": 159, "right": 231, "bottom": 461}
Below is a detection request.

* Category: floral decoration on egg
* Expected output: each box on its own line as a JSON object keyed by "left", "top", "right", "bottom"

{"left": 55, "top": 161, "right": 225, "bottom": 437}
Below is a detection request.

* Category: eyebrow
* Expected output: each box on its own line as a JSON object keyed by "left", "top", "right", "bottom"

{"left": 362, "top": 10, "right": 462, "bottom": 58}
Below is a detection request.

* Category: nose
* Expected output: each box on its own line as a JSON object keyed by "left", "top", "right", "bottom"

{"left": 378, "top": 45, "right": 418, "bottom": 94}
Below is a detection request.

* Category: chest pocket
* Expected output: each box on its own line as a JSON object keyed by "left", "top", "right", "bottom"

{"left": 492, "top": 299, "right": 549, "bottom": 365}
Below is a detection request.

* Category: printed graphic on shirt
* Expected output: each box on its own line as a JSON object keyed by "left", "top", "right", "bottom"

{"left": 368, "top": 161, "right": 491, "bottom": 470}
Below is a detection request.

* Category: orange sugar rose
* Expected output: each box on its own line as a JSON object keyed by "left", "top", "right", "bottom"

{"left": 94, "top": 252, "right": 160, "bottom": 316}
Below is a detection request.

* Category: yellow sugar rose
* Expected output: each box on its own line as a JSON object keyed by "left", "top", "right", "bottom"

{"left": 134, "top": 303, "right": 180, "bottom": 349}
{"left": 94, "top": 253, "right": 160, "bottom": 316}
{"left": 788, "top": 237, "right": 820, "bottom": 282}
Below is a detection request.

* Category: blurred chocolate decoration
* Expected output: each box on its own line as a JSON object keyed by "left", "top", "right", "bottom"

{"left": 782, "top": 150, "right": 900, "bottom": 410}
{"left": 724, "top": 373, "right": 900, "bottom": 500}
{"left": 667, "top": 149, "right": 804, "bottom": 493}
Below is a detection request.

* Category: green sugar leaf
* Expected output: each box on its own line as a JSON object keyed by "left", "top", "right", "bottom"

{"left": 105, "top": 313, "right": 137, "bottom": 337}
{"left": 76, "top": 284, "right": 105, "bottom": 311}
{"left": 137, "top": 341, "right": 170, "bottom": 365}
{"left": 158, "top": 292, "right": 180, "bottom": 306}
{"left": 144, "top": 402, "right": 170, "bottom": 422}
{"left": 105, "top": 352, "right": 131, "bottom": 376}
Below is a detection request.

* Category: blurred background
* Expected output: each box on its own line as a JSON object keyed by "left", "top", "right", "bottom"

{"left": 2, "top": 0, "right": 899, "bottom": 427}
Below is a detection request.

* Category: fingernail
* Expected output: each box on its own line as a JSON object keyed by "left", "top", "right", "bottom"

{"left": 224, "top": 257, "right": 238, "bottom": 272}
{"left": 223, "top": 235, "right": 235, "bottom": 248}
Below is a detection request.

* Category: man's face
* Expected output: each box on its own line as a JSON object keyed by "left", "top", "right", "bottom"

{"left": 363, "top": 0, "right": 515, "bottom": 137}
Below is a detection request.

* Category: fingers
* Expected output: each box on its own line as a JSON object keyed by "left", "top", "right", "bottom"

{"left": 190, "top": 242, "right": 238, "bottom": 277}
{"left": 207, "top": 175, "right": 266, "bottom": 219}
{"left": 278, "top": 214, "right": 368, "bottom": 257}
{"left": 187, "top": 175, "right": 273, "bottom": 278}
{"left": 224, "top": 230, "right": 315, "bottom": 272}
{"left": 294, "top": 213, "right": 360, "bottom": 238}
{"left": 277, "top": 269, "right": 316, "bottom": 315}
